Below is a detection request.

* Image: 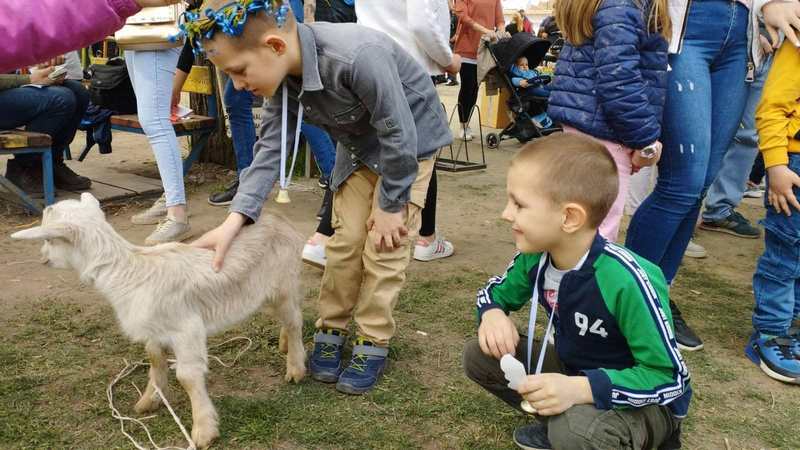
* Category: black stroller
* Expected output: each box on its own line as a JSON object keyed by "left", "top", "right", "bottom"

{"left": 484, "top": 33, "right": 561, "bottom": 149}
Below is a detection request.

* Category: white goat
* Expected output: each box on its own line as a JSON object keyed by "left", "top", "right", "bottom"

{"left": 11, "top": 193, "right": 307, "bottom": 449}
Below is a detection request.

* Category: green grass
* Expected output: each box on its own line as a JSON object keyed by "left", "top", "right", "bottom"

{"left": 1, "top": 264, "right": 799, "bottom": 449}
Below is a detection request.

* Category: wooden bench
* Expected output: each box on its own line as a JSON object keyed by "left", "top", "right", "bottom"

{"left": 86, "top": 65, "right": 218, "bottom": 175}
{"left": 0, "top": 131, "right": 56, "bottom": 213}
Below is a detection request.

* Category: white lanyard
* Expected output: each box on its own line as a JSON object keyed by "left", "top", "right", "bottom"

{"left": 526, "top": 254, "right": 555, "bottom": 375}
{"left": 279, "top": 83, "right": 304, "bottom": 193}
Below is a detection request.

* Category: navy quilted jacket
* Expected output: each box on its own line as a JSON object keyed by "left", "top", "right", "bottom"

{"left": 547, "top": 0, "right": 668, "bottom": 149}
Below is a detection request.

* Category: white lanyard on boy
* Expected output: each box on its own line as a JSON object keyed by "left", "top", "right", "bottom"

{"left": 278, "top": 83, "right": 304, "bottom": 199}
{"left": 526, "top": 255, "right": 555, "bottom": 375}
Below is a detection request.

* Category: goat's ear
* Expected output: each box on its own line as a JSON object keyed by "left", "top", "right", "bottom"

{"left": 80, "top": 192, "right": 100, "bottom": 208}
{"left": 10, "top": 224, "right": 75, "bottom": 242}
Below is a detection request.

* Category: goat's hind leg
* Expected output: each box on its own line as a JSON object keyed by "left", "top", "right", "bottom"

{"left": 276, "top": 290, "right": 306, "bottom": 383}
{"left": 134, "top": 340, "right": 169, "bottom": 414}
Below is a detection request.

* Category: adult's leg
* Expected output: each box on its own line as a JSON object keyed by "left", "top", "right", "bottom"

{"left": 302, "top": 123, "right": 336, "bottom": 181}
{"left": 702, "top": 55, "right": 771, "bottom": 223}
{"left": 656, "top": 2, "right": 749, "bottom": 280}
{"left": 419, "top": 167, "right": 438, "bottom": 238}
{"left": 126, "top": 48, "right": 186, "bottom": 210}
{"left": 457, "top": 62, "right": 478, "bottom": 125}
{"left": 58, "top": 80, "right": 91, "bottom": 156}
{"left": 223, "top": 78, "right": 256, "bottom": 175}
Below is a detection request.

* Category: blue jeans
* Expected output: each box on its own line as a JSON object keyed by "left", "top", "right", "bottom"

{"left": 703, "top": 54, "right": 773, "bottom": 222}
{"left": 224, "top": 78, "right": 256, "bottom": 175}
{"left": 752, "top": 154, "right": 800, "bottom": 335}
{"left": 224, "top": 79, "right": 336, "bottom": 179}
{"left": 626, "top": 0, "right": 749, "bottom": 282}
{"left": 126, "top": 48, "right": 186, "bottom": 207}
{"left": 0, "top": 82, "right": 86, "bottom": 165}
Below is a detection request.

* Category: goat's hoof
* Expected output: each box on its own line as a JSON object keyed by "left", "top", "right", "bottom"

{"left": 284, "top": 363, "right": 306, "bottom": 383}
{"left": 191, "top": 423, "right": 219, "bottom": 449}
{"left": 134, "top": 393, "right": 162, "bottom": 414}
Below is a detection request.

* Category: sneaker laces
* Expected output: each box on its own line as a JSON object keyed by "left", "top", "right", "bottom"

{"left": 318, "top": 343, "right": 339, "bottom": 360}
{"left": 729, "top": 211, "right": 748, "bottom": 225}
{"left": 349, "top": 353, "right": 370, "bottom": 373}
{"left": 766, "top": 337, "right": 796, "bottom": 361}
{"left": 153, "top": 217, "right": 179, "bottom": 234}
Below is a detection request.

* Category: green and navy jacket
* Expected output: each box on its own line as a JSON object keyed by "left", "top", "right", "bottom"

{"left": 476, "top": 234, "right": 692, "bottom": 417}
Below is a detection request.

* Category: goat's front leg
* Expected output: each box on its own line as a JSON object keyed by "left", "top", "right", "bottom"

{"left": 174, "top": 329, "right": 219, "bottom": 449}
{"left": 134, "top": 340, "right": 169, "bottom": 414}
{"left": 277, "top": 292, "right": 306, "bottom": 383}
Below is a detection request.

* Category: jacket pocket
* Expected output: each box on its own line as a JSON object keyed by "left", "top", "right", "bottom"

{"left": 333, "top": 102, "right": 368, "bottom": 135}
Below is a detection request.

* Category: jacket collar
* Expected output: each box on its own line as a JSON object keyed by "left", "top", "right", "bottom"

{"left": 296, "top": 23, "right": 323, "bottom": 92}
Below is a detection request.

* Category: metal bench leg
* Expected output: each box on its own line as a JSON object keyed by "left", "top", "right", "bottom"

{"left": 0, "top": 176, "right": 42, "bottom": 214}
{"left": 183, "top": 131, "right": 211, "bottom": 176}
{"left": 41, "top": 149, "right": 55, "bottom": 206}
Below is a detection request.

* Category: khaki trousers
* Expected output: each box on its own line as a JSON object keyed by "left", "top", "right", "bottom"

{"left": 315, "top": 158, "right": 435, "bottom": 346}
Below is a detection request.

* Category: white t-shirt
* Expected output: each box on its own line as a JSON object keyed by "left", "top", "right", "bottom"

{"left": 355, "top": 0, "right": 453, "bottom": 76}
{"left": 542, "top": 251, "right": 589, "bottom": 314}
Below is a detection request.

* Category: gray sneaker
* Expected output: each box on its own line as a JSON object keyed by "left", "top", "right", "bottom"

{"left": 700, "top": 210, "right": 760, "bottom": 239}
{"left": 132, "top": 195, "right": 167, "bottom": 225}
{"left": 144, "top": 217, "right": 192, "bottom": 245}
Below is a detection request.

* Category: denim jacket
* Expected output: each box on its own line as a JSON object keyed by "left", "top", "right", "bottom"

{"left": 231, "top": 22, "right": 452, "bottom": 221}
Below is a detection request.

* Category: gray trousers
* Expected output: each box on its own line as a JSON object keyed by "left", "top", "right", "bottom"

{"left": 462, "top": 338, "right": 682, "bottom": 450}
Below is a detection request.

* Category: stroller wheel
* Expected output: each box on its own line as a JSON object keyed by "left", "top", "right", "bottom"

{"left": 486, "top": 132, "right": 500, "bottom": 149}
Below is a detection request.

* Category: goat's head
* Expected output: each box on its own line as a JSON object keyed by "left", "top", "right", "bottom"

{"left": 10, "top": 193, "right": 106, "bottom": 269}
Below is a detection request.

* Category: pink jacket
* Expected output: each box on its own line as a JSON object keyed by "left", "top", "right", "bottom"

{"left": 0, "top": 0, "right": 141, "bottom": 73}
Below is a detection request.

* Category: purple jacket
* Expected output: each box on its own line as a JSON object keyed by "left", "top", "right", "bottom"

{"left": 0, "top": 0, "right": 141, "bottom": 73}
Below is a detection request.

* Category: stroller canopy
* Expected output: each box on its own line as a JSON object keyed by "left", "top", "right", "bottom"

{"left": 489, "top": 33, "right": 551, "bottom": 73}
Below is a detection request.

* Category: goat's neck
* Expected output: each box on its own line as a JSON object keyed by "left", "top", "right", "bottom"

{"left": 74, "top": 223, "right": 139, "bottom": 295}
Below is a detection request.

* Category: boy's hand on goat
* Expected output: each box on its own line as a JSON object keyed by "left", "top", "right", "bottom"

{"left": 366, "top": 208, "right": 407, "bottom": 253}
{"left": 191, "top": 213, "right": 247, "bottom": 271}
{"left": 478, "top": 309, "right": 519, "bottom": 360}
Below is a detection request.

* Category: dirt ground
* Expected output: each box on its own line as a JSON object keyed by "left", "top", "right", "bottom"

{"left": 1, "top": 84, "right": 799, "bottom": 449}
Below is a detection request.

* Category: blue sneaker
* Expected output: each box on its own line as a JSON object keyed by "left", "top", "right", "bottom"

{"left": 309, "top": 329, "right": 346, "bottom": 383}
{"left": 745, "top": 332, "right": 800, "bottom": 383}
{"left": 513, "top": 421, "right": 551, "bottom": 450}
{"left": 335, "top": 338, "right": 388, "bottom": 395}
{"left": 790, "top": 327, "right": 800, "bottom": 358}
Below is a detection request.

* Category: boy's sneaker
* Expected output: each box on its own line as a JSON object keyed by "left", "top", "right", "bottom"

{"left": 699, "top": 210, "right": 760, "bottom": 239}
{"left": 745, "top": 332, "right": 800, "bottom": 383}
{"left": 513, "top": 422, "right": 551, "bottom": 450}
{"left": 335, "top": 338, "right": 388, "bottom": 395}
{"left": 790, "top": 327, "right": 800, "bottom": 358}
{"left": 309, "top": 329, "right": 346, "bottom": 383}
{"left": 208, "top": 179, "right": 238, "bottom": 206}
{"left": 413, "top": 235, "right": 455, "bottom": 261}
{"left": 302, "top": 241, "right": 327, "bottom": 269}
{"left": 132, "top": 195, "right": 167, "bottom": 225}
{"left": 144, "top": 216, "right": 192, "bottom": 245}
{"left": 684, "top": 240, "right": 707, "bottom": 259}
{"left": 670, "top": 301, "right": 703, "bottom": 351}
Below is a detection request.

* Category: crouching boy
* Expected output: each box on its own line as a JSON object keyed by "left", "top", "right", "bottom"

{"left": 464, "top": 133, "right": 691, "bottom": 449}
{"left": 188, "top": 0, "right": 452, "bottom": 394}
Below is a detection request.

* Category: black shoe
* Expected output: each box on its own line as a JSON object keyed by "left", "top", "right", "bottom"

{"left": 317, "top": 176, "right": 329, "bottom": 189}
{"left": 208, "top": 179, "right": 238, "bottom": 206}
{"left": 670, "top": 301, "right": 704, "bottom": 351}
{"left": 513, "top": 422, "right": 551, "bottom": 450}
{"left": 5, "top": 160, "right": 44, "bottom": 197}
{"left": 316, "top": 188, "right": 332, "bottom": 221}
{"left": 699, "top": 210, "right": 760, "bottom": 239}
{"left": 53, "top": 160, "right": 91, "bottom": 191}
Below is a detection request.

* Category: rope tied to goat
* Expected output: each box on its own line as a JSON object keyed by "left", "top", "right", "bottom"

{"left": 107, "top": 336, "right": 253, "bottom": 450}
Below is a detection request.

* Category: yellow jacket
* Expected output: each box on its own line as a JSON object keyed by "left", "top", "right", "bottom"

{"left": 757, "top": 41, "right": 800, "bottom": 168}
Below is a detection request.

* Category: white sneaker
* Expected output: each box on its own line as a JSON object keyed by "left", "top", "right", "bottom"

{"left": 684, "top": 240, "right": 707, "bottom": 259}
{"left": 456, "top": 125, "right": 474, "bottom": 141}
{"left": 743, "top": 185, "right": 764, "bottom": 198}
{"left": 132, "top": 195, "right": 167, "bottom": 225}
{"left": 413, "top": 235, "right": 455, "bottom": 262}
{"left": 302, "top": 241, "right": 326, "bottom": 269}
{"left": 144, "top": 217, "right": 192, "bottom": 245}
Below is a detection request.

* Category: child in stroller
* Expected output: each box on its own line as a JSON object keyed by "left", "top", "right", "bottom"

{"left": 509, "top": 56, "right": 553, "bottom": 128}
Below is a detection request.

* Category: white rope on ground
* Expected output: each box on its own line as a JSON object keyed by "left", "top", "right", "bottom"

{"left": 107, "top": 336, "right": 253, "bottom": 450}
